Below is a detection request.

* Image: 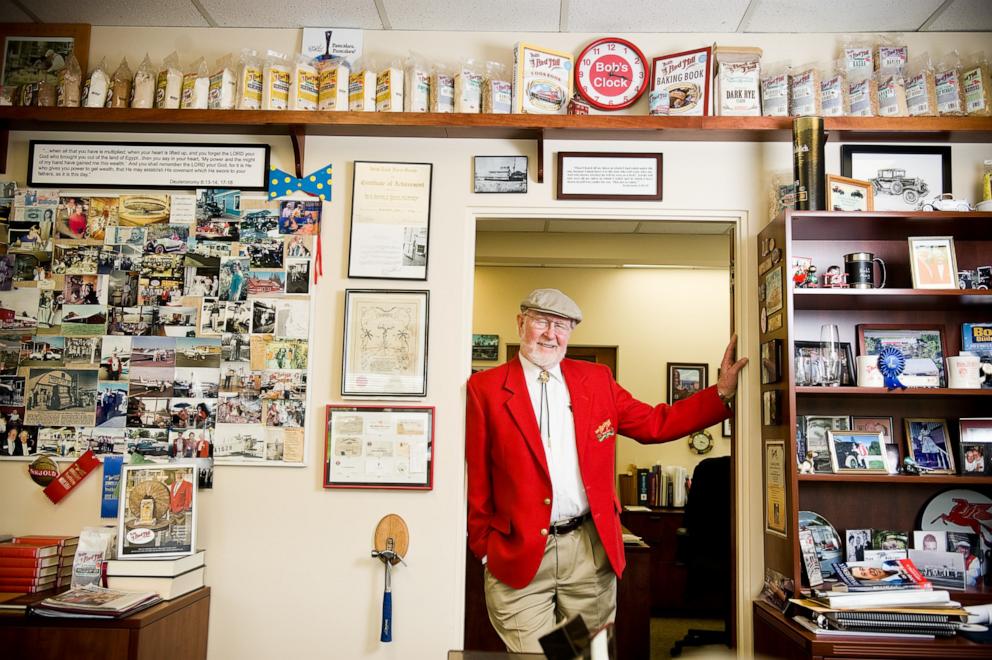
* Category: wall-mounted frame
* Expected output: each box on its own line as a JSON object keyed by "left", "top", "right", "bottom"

{"left": 1, "top": 23, "right": 89, "bottom": 91}
{"left": 667, "top": 362, "right": 707, "bottom": 405}
{"left": 841, "top": 144, "right": 951, "bottom": 211}
{"left": 348, "top": 161, "right": 432, "bottom": 280}
{"left": 556, "top": 151, "right": 662, "bottom": 201}
{"left": 474, "top": 156, "right": 527, "bottom": 193}
{"left": 825, "top": 174, "right": 874, "bottom": 212}
{"left": 28, "top": 141, "right": 271, "bottom": 190}
{"left": 324, "top": 405, "right": 434, "bottom": 490}
{"left": 908, "top": 235, "right": 959, "bottom": 290}
{"left": 471, "top": 334, "right": 499, "bottom": 361}
{"left": 342, "top": 289, "right": 429, "bottom": 397}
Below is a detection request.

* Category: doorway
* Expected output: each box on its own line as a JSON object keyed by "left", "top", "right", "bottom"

{"left": 465, "top": 213, "right": 742, "bottom": 659}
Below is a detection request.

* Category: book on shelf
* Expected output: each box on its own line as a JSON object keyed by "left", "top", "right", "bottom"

{"left": 12, "top": 535, "right": 80, "bottom": 551}
{"left": 105, "top": 550, "right": 205, "bottom": 577}
{"left": 30, "top": 584, "right": 162, "bottom": 619}
{"left": 817, "top": 613, "right": 961, "bottom": 634}
{"left": 107, "top": 566, "right": 205, "bottom": 601}
{"left": 0, "top": 564, "right": 58, "bottom": 579}
{"left": 0, "top": 542, "right": 59, "bottom": 559}
{"left": 790, "top": 597, "right": 969, "bottom": 619}
{"left": 832, "top": 558, "right": 931, "bottom": 592}
{"left": 0, "top": 555, "right": 60, "bottom": 569}
{"left": 811, "top": 587, "right": 952, "bottom": 609}
{"left": 792, "top": 614, "right": 936, "bottom": 639}
{"left": 636, "top": 468, "right": 649, "bottom": 505}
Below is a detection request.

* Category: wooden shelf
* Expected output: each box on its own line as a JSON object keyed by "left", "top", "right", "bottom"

{"left": 795, "top": 386, "right": 992, "bottom": 397}
{"left": 3, "top": 107, "right": 992, "bottom": 142}
{"left": 798, "top": 473, "right": 992, "bottom": 484}
{"left": 793, "top": 288, "right": 992, "bottom": 310}
{"left": 789, "top": 211, "right": 992, "bottom": 241}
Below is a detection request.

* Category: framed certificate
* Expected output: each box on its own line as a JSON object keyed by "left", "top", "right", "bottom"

{"left": 348, "top": 161, "right": 432, "bottom": 280}
{"left": 342, "top": 289, "right": 429, "bottom": 397}
{"left": 324, "top": 405, "right": 434, "bottom": 489}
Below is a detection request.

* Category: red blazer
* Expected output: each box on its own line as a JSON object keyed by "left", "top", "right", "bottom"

{"left": 169, "top": 479, "right": 193, "bottom": 514}
{"left": 466, "top": 357, "right": 729, "bottom": 589}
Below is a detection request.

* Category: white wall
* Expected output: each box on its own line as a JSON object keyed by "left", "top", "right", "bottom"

{"left": 0, "top": 25, "right": 989, "bottom": 660}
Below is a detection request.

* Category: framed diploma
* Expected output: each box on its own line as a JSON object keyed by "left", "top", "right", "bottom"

{"left": 348, "top": 161, "right": 433, "bottom": 280}
{"left": 323, "top": 405, "right": 435, "bottom": 489}
{"left": 342, "top": 289, "right": 429, "bottom": 397}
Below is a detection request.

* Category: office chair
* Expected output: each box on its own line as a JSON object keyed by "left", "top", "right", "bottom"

{"left": 670, "top": 455, "right": 732, "bottom": 657}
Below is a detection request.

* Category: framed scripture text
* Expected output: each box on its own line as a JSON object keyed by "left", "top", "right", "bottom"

{"left": 557, "top": 152, "right": 662, "bottom": 201}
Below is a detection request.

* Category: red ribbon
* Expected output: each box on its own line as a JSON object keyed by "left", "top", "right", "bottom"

{"left": 42, "top": 450, "right": 101, "bottom": 504}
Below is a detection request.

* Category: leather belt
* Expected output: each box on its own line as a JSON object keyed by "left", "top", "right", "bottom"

{"left": 550, "top": 513, "right": 591, "bottom": 536}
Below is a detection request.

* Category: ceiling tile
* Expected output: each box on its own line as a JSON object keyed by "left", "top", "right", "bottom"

{"left": 566, "top": 0, "right": 750, "bottom": 33}
{"left": 741, "top": 0, "right": 945, "bottom": 32}
{"left": 200, "top": 0, "right": 382, "bottom": 28}
{"left": 31, "top": 0, "right": 210, "bottom": 27}
{"left": 546, "top": 220, "right": 641, "bottom": 233}
{"left": 0, "top": 3, "right": 33, "bottom": 22}
{"left": 381, "top": 0, "right": 560, "bottom": 32}
{"left": 924, "top": 0, "right": 992, "bottom": 31}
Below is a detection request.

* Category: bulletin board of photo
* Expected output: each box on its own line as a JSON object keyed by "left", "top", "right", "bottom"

{"left": 0, "top": 186, "right": 318, "bottom": 466}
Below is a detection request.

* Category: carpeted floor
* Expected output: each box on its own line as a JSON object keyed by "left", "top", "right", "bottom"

{"left": 650, "top": 617, "right": 730, "bottom": 659}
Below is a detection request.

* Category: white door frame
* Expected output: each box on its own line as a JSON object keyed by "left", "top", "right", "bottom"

{"left": 458, "top": 204, "right": 760, "bottom": 656}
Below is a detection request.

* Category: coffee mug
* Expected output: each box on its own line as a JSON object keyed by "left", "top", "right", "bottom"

{"left": 844, "top": 252, "right": 886, "bottom": 289}
{"left": 947, "top": 354, "right": 981, "bottom": 389}
{"left": 856, "top": 355, "right": 884, "bottom": 388}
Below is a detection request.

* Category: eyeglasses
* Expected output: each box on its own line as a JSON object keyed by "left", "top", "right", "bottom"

{"left": 524, "top": 313, "right": 573, "bottom": 333}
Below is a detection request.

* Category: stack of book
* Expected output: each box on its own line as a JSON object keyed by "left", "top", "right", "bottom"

{"left": 12, "top": 535, "right": 79, "bottom": 589}
{"left": 105, "top": 550, "right": 206, "bottom": 601}
{"left": 0, "top": 541, "right": 60, "bottom": 594}
{"left": 30, "top": 584, "right": 161, "bottom": 619}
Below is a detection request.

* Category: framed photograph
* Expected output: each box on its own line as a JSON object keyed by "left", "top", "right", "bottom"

{"left": 791, "top": 256, "right": 812, "bottom": 288}
{"left": 324, "top": 405, "right": 434, "bottom": 490}
{"left": 117, "top": 462, "right": 197, "bottom": 559}
{"left": 762, "top": 390, "right": 780, "bottom": 426}
{"left": 793, "top": 340, "right": 856, "bottom": 386}
{"left": 904, "top": 418, "right": 955, "bottom": 474}
{"left": 1, "top": 23, "right": 89, "bottom": 90}
{"left": 841, "top": 145, "right": 951, "bottom": 211}
{"left": 802, "top": 415, "right": 851, "bottom": 473}
{"left": 667, "top": 362, "right": 707, "bottom": 405}
{"left": 826, "top": 174, "right": 874, "bottom": 212}
{"left": 827, "top": 430, "right": 888, "bottom": 473}
{"left": 348, "top": 161, "right": 432, "bottom": 281}
{"left": 852, "top": 416, "right": 899, "bottom": 474}
{"left": 556, "top": 152, "right": 662, "bottom": 201}
{"left": 958, "top": 418, "right": 992, "bottom": 476}
{"left": 342, "top": 289, "right": 429, "bottom": 397}
{"left": 471, "top": 334, "right": 499, "bottom": 361}
{"left": 764, "top": 267, "right": 783, "bottom": 315}
{"left": 761, "top": 339, "right": 782, "bottom": 385}
{"left": 908, "top": 236, "right": 959, "bottom": 290}
{"left": 857, "top": 324, "right": 947, "bottom": 388}
{"left": 474, "top": 156, "right": 527, "bottom": 193}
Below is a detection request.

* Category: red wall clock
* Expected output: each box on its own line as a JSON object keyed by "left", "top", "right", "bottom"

{"left": 574, "top": 37, "right": 648, "bottom": 110}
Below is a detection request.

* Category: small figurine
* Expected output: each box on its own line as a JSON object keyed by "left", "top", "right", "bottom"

{"left": 901, "top": 457, "right": 922, "bottom": 475}
{"left": 799, "top": 451, "right": 816, "bottom": 474}
{"left": 804, "top": 265, "right": 819, "bottom": 288}
{"left": 823, "top": 265, "right": 848, "bottom": 288}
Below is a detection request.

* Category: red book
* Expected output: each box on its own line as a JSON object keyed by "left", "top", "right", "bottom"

{"left": 0, "top": 565, "right": 57, "bottom": 579}
{"left": 0, "top": 543, "right": 59, "bottom": 559}
{"left": 0, "top": 556, "right": 59, "bottom": 569}
{"left": 13, "top": 535, "right": 80, "bottom": 547}
{"left": 0, "top": 576, "right": 56, "bottom": 588}
{"left": 0, "top": 582, "right": 54, "bottom": 593}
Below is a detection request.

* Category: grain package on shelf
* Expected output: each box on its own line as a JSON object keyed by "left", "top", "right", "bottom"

{"left": 713, "top": 46, "right": 763, "bottom": 116}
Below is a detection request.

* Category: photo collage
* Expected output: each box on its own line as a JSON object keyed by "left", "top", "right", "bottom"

{"left": 0, "top": 187, "right": 316, "bottom": 467}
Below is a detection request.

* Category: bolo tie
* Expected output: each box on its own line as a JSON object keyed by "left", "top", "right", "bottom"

{"left": 538, "top": 370, "right": 551, "bottom": 448}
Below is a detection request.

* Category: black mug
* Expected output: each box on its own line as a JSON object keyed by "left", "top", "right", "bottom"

{"left": 844, "top": 252, "right": 886, "bottom": 289}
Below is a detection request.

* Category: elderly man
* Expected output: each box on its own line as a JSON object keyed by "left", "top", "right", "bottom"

{"left": 466, "top": 288, "right": 746, "bottom": 652}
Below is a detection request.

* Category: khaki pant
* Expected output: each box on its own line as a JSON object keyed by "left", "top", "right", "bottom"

{"left": 484, "top": 519, "right": 617, "bottom": 653}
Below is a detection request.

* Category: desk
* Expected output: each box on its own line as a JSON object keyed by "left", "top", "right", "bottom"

{"left": 620, "top": 508, "right": 689, "bottom": 615}
{"left": 753, "top": 600, "right": 990, "bottom": 660}
{"left": 0, "top": 587, "right": 210, "bottom": 660}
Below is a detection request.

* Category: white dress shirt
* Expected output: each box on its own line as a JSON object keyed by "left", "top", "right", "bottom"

{"left": 519, "top": 354, "right": 589, "bottom": 523}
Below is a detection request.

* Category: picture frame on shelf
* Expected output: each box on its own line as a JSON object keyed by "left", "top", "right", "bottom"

{"left": 840, "top": 145, "right": 952, "bottom": 212}
{"left": 908, "top": 236, "right": 959, "bottom": 290}
{"left": 667, "top": 362, "right": 707, "bottom": 405}
{"left": 851, "top": 416, "right": 899, "bottom": 474}
{"left": 904, "top": 418, "right": 955, "bottom": 474}
{"left": 341, "top": 289, "right": 429, "bottom": 397}
{"left": 116, "top": 462, "right": 197, "bottom": 559}
{"left": 471, "top": 334, "right": 499, "bottom": 361}
{"left": 323, "top": 405, "right": 435, "bottom": 490}
{"left": 802, "top": 416, "right": 852, "bottom": 473}
{"left": 958, "top": 418, "right": 992, "bottom": 476}
{"left": 825, "top": 174, "right": 874, "bottom": 212}
{"left": 857, "top": 324, "right": 947, "bottom": 388}
{"left": 348, "top": 161, "right": 432, "bottom": 281}
{"left": 1, "top": 23, "right": 90, "bottom": 91}
{"left": 793, "top": 340, "right": 856, "bottom": 386}
{"left": 473, "top": 156, "right": 528, "bottom": 194}
{"left": 827, "top": 430, "right": 888, "bottom": 473}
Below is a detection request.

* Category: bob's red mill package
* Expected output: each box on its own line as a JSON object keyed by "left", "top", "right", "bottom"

{"left": 650, "top": 46, "right": 712, "bottom": 116}
{"left": 512, "top": 43, "right": 573, "bottom": 114}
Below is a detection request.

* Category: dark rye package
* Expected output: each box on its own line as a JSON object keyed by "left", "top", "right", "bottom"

{"left": 651, "top": 46, "right": 712, "bottom": 116}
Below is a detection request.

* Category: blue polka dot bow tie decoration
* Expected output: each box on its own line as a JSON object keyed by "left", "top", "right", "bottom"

{"left": 267, "top": 164, "right": 332, "bottom": 200}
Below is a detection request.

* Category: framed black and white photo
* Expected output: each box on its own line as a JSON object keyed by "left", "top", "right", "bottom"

{"left": 473, "top": 156, "right": 528, "bottom": 193}
{"left": 667, "top": 362, "right": 707, "bottom": 405}
{"left": 348, "top": 161, "right": 432, "bottom": 281}
{"left": 342, "top": 289, "right": 429, "bottom": 397}
{"left": 471, "top": 334, "right": 499, "bottom": 361}
{"left": 841, "top": 145, "right": 951, "bottom": 211}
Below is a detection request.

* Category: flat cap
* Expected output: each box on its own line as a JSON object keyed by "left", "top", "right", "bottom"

{"left": 520, "top": 288, "right": 582, "bottom": 324}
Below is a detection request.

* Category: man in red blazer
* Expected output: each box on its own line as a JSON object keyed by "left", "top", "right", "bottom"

{"left": 466, "top": 288, "right": 746, "bottom": 652}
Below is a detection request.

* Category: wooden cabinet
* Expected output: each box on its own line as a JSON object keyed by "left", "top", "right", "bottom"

{"left": 620, "top": 509, "right": 691, "bottom": 614}
{"left": 0, "top": 587, "right": 210, "bottom": 660}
